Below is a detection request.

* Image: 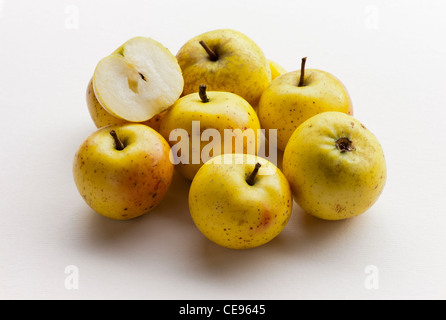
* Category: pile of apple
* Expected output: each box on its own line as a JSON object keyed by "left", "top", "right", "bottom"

{"left": 73, "top": 29, "right": 387, "bottom": 250}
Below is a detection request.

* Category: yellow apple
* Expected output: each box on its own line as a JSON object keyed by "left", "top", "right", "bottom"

{"left": 86, "top": 77, "right": 166, "bottom": 131}
{"left": 268, "top": 59, "right": 287, "bottom": 80}
{"left": 159, "top": 85, "right": 261, "bottom": 181}
{"left": 93, "top": 36, "right": 183, "bottom": 122}
{"left": 258, "top": 57, "right": 353, "bottom": 151}
{"left": 283, "top": 112, "right": 386, "bottom": 221}
{"left": 176, "top": 29, "right": 271, "bottom": 106}
{"left": 189, "top": 153, "right": 293, "bottom": 249}
{"left": 250, "top": 60, "right": 287, "bottom": 114}
{"left": 73, "top": 123, "right": 174, "bottom": 220}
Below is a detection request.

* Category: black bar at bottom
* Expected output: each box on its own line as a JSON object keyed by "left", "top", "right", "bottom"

{"left": 151, "top": 300, "right": 298, "bottom": 319}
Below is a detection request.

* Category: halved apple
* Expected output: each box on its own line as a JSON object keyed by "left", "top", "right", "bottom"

{"left": 93, "top": 37, "right": 184, "bottom": 122}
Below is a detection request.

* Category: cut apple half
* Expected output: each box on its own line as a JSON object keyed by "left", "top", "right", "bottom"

{"left": 93, "top": 37, "right": 184, "bottom": 122}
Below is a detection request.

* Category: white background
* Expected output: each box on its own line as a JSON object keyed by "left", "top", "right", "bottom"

{"left": 1, "top": 0, "right": 445, "bottom": 300}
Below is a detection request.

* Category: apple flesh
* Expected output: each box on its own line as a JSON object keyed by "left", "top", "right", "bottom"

{"left": 93, "top": 37, "right": 183, "bottom": 122}
{"left": 86, "top": 77, "right": 165, "bottom": 131}
{"left": 73, "top": 123, "right": 174, "bottom": 220}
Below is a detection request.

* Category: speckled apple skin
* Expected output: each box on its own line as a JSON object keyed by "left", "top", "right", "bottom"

{"left": 268, "top": 59, "right": 287, "bottom": 80}
{"left": 258, "top": 69, "right": 353, "bottom": 151}
{"left": 159, "top": 90, "right": 261, "bottom": 181}
{"left": 176, "top": 29, "right": 271, "bottom": 107}
{"left": 73, "top": 124, "right": 174, "bottom": 220}
{"left": 283, "top": 112, "right": 386, "bottom": 221}
{"left": 189, "top": 154, "right": 293, "bottom": 249}
{"left": 86, "top": 78, "right": 165, "bottom": 132}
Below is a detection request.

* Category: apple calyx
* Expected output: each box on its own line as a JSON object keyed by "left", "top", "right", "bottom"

{"left": 199, "top": 40, "right": 218, "bottom": 61}
{"left": 199, "top": 84, "right": 210, "bottom": 103}
{"left": 110, "top": 130, "right": 126, "bottom": 151}
{"left": 247, "top": 163, "right": 262, "bottom": 186}
{"left": 298, "top": 57, "right": 307, "bottom": 87}
{"left": 336, "top": 137, "right": 355, "bottom": 153}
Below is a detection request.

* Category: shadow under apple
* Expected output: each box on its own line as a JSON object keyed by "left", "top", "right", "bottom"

{"left": 150, "top": 170, "right": 194, "bottom": 226}
{"left": 81, "top": 206, "right": 148, "bottom": 248}
{"left": 189, "top": 201, "right": 361, "bottom": 278}
{"left": 268, "top": 203, "right": 359, "bottom": 255}
{"left": 79, "top": 170, "right": 195, "bottom": 252}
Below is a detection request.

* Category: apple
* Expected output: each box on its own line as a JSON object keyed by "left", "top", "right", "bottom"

{"left": 258, "top": 57, "right": 353, "bottom": 151}
{"left": 189, "top": 153, "right": 293, "bottom": 249}
{"left": 250, "top": 60, "right": 287, "bottom": 114}
{"left": 86, "top": 77, "right": 166, "bottom": 131}
{"left": 268, "top": 59, "right": 287, "bottom": 80}
{"left": 73, "top": 123, "right": 174, "bottom": 220}
{"left": 159, "top": 85, "right": 261, "bottom": 181}
{"left": 176, "top": 29, "right": 271, "bottom": 107}
{"left": 283, "top": 111, "right": 386, "bottom": 221}
{"left": 93, "top": 36, "right": 183, "bottom": 122}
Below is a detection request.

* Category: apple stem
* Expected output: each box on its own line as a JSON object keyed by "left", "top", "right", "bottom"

{"left": 247, "top": 163, "right": 262, "bottom": 186}
{"left": 336, "top": 137, "right": 355, "bottom": 153}
{"left": 199, "top": 84, "right": 209, "bottom": 103}
{"left": 199, "top": 40, "right": 218, "bottom": 61}
{"left": 110, "top": 130, "right": 125, "bottom": 151}
{"left": 298, "top": 57, "right": 307, "bottom": 87}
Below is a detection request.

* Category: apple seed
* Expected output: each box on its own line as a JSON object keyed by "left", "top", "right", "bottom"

{"left": 138, "top": 72, "right": 147, "bottom": 81}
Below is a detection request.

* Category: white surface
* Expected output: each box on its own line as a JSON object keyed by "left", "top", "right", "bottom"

{"left": 1, "top": 0, "right": 446, "bottom": 300}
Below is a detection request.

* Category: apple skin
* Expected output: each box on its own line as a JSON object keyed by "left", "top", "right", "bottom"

{"left": 159, "top": 89, "right": 261, "bottom": 181}
{"left": 258, "top": 69, "right": 353, "bottom": 151}
{"left": 176, "top": 29, "right": 271, "bottom": 107}
{"left": 73, "top": 124, "right": 174, "bottom": 220}
{"left": 86, "top": 77, "right": 165, "bottom": 131}
{"left": 283, "top": 112, "right": 386, "bottom": 221}
{"left": 189, "top": 153, "right": 293, "bottom": 249}
{"left": 268, "top": 59, "right": 287, "bottom": 80}
{"left": 251, "top": 60, "right": 287, "bottom": 114}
